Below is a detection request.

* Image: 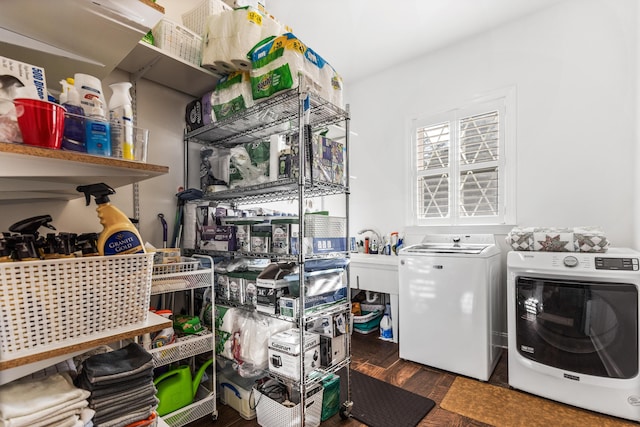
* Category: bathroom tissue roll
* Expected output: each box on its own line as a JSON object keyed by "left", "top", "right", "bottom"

{"left": 202, "top": 7, "right": 281, "bottom": 73}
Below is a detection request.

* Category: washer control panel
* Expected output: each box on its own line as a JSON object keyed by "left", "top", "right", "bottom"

{"left": 594, "top": 256, "right": 639, "bottom": 271}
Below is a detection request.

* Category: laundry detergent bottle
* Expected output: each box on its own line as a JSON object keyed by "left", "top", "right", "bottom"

{"left": 108, "top": 82, "right": 134, "bottom": 160}
{"left": 76, "top": 183, "right": 145, "bottom": 256}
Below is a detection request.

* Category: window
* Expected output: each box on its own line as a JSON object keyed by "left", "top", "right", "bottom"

{"left": 410, "top": 91, "right": 515, "bottom": 225}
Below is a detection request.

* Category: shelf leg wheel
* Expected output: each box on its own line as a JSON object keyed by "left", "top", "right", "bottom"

{"left": 339, "top": 401, "right": 353, "bottom": 419}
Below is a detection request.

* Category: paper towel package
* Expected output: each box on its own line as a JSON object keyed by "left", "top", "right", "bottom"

{"left": 201, "top": 7, "right": 282, "bottom": 74}
{"left": 248, "top": 32, "right": 343, "bottom": 107}
{"left": 208, "top": 71, "right": 254, "bottom": 121}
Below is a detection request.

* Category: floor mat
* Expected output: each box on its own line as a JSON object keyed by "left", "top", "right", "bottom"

{"left": 339, "top": 368, "right": 435, "bottom": 427}
{"left": 440, "top": 376, "right": 636, "bottom": 427}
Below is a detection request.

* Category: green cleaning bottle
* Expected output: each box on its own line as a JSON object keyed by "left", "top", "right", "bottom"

{"left": 76, "top": 183, "right": 145, "bottom": 256}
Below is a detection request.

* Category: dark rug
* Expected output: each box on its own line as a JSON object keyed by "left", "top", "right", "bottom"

{"left": 339, "top": 368, "right": 435, "bottom": 427}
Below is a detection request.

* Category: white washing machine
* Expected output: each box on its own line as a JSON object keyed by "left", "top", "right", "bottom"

{"left": 507, "top": 249, "right": 640, "bottom": 422}
{"left": 398, "top": 234, "right": 503, "bottom": 381}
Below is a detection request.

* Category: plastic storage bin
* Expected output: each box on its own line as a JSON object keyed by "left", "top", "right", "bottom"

{"left": 217, "top": 368, "right": 258, "bottom": 420}
{"left": 352, "top": 304, "right": 384, "bottom": 334}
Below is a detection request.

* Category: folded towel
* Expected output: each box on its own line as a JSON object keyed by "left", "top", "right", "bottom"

{"left": 82, "top": 343, "right": 152, "bottom": 382}
{"left": 89, "top": 384, "right": 156, "bottom": 408}
{"left": 85, "top": 377, "right": 154, "bottom": 399}
{"left": 76, "top": 370, "right": 153, "bottom": 393}
{"left": 93, "top": 404, "right": 155, "bottom": 427}
{"left": 1, "top": 392, "right": 88, "bottom": 427}
{"left": 90, "top": 387, "right": 157, "bottom": 411}
{"left": 93, "top": 395, "right": 158, "bottom": 421}
{"left": 0, "top": 372, "right": 89, "bottom": 421}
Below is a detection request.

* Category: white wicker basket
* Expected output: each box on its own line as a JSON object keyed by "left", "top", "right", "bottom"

{"left": 181, "top": 0, "right": 232, "bottom": 36}
{"left": 152, "top": 257, "right": 200, "bottom": 275}
{"left": 152, "top": 18, "right": 203, "bottom": 66}
{"left": 0, "top": 253, "right": 154, "bottom": 357}
{"left": 254, "top": 384, "right": 323, "bottom": 427}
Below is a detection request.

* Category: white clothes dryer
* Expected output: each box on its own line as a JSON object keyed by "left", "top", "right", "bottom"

{"left": 507, "top": 249, "right": 640, "bottom": 422}
{"left": 398, "top": 234, "right": 502, "bottom": 381}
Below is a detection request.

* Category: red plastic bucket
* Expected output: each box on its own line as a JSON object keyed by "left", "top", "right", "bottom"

{"left": 14, "top": 98, "right": 66, "bottom": 149}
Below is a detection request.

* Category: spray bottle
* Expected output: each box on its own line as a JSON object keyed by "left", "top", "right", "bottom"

{"left": 59, "top": 78, "right": 86, "bottom": 152}
{"left": 76, "top": 183, "right": 145, "bottom": 256}
{"left": 108, "top": 82, "right": 134, "bottom": 160}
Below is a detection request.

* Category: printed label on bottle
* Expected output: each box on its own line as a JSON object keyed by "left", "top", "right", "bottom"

{"left": 104, "top": 231, "right": 144, "bottom": 255}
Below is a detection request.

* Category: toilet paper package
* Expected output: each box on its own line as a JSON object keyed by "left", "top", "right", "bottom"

{"left": 201, "top": 89, "right": 215, "bottom": 125}
{"left": 209, "top": 71, "right": 254, "bottom": 121}
{"left": 248, "top": 32, "right": 343, "bottom": 106}
{"left": 201, "top": 7, "right": 282, "bottom": 74}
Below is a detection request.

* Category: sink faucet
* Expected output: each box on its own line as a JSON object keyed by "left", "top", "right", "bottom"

{"left": 357, "top": 228, "right": 383, "bottom": 253}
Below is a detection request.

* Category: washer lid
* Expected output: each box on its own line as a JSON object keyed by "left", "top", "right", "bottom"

{"left": 402, "top": 243, "right": 492, "bottom": 254}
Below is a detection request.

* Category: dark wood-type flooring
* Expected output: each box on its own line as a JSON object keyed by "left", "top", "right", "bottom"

{"left": 186, "top": 332, "right": 628, "bottom": 426}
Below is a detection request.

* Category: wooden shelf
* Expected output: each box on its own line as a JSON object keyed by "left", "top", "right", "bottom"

{"left": 0, "top": 312, "right": 171, "bottom": 384}
{"left": 0, "top": 142, "right": 169, "bottom": 201}
{"left": 119, "top": 42, "right": 220, "bottom": 97}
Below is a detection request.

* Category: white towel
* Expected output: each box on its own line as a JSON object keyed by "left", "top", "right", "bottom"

{"left": 0, "top": 393, "right": 88, "bottom": 427}
{"left": 0, "top": 372, "right": 89, "bottom": 421}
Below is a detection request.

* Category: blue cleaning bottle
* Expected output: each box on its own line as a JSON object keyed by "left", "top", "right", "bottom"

{"left": 60, "top": 78, "right": 86, "bottom": 152}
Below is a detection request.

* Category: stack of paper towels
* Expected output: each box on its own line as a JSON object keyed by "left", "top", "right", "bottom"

{"left": 204, "top": 71, "right": 254, "bottom": 123}
{"left": 202, "top": 7, "right": 282, "bottom": 74}
{"left": 249, "top": 32, "right": 343, "bottom": 108}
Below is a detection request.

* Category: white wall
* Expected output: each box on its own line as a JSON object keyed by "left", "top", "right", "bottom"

{"left": 347, "top": 0, "right": 638, "bottom": 249}
{"left": 3, "top": 0, "right": 637, "bottom": 252}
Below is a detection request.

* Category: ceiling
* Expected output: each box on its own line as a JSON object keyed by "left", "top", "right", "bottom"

{"left": 267, "top": 0, "right": 565, "bottom": 83}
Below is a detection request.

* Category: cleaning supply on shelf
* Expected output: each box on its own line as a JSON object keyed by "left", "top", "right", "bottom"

{"left": 84, "top": 98, "right": 111, "bottom": 156}
{"left": 379, "top": 303, "right": 393, "bottom": 341}
{"left": 59, "top": 78, "right": 86, "bottom": 152}
{"left": 76, "top": 183, "right": 145, "bottom": 256}
{"left": 74, "top": 73, "right": 106, "bottom": 112}
{"left": 108, "top": 82, "right": 134, "bottom": 160}
{"left": 151, "top": 310, "right": 175, "bottom": 348}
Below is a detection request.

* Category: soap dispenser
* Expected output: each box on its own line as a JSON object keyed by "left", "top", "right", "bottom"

{"left": 85, "top": 99, "right": 111, "bottom": 157}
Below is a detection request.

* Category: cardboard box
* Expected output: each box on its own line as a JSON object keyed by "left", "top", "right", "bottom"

{"left": 216, "top": 273, "right": 230, "bottom": 301}
{"left": 306, "top": 312, "right": 348, "bottom": 337}
{"left": 319, "top": 334, "right": 347, "bottom": 368}
{"left": 256, "top": 279, "right": 291, "bottom": 314}
{"left": 0, "top": 56, "right": 47, "bottom": 100}
{"left": 0, "top": 57, "right": 47, "bottom": 142}
{"left": 235, "top": 223, "right": 251, "bottom": 252}
{"left": 268, "top": 329, "right": 320, "bottom": 380}
{"left": 279, "top": 296, "right": 298, "bottom": 320}
{"left": 227, "top": 273, "right": 244, "bottom": 303}
{"left": 200, "top": 225, "right": 237, "bottom": 251}
{"left": 291, "top": 236, "right": 347, "bottom": 254}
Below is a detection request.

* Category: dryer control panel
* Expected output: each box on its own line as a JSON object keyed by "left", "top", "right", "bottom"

{"left": 594, "top": 256, "right": 639, "bottom": 271}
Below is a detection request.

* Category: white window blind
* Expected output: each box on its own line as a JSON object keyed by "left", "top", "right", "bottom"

{"left": 411, "top": 93, "right": 513, "bottom": 226}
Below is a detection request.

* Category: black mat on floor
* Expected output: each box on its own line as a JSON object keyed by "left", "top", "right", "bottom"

{"left": 339, "top": 368, "right": 435, "bottom": 427}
